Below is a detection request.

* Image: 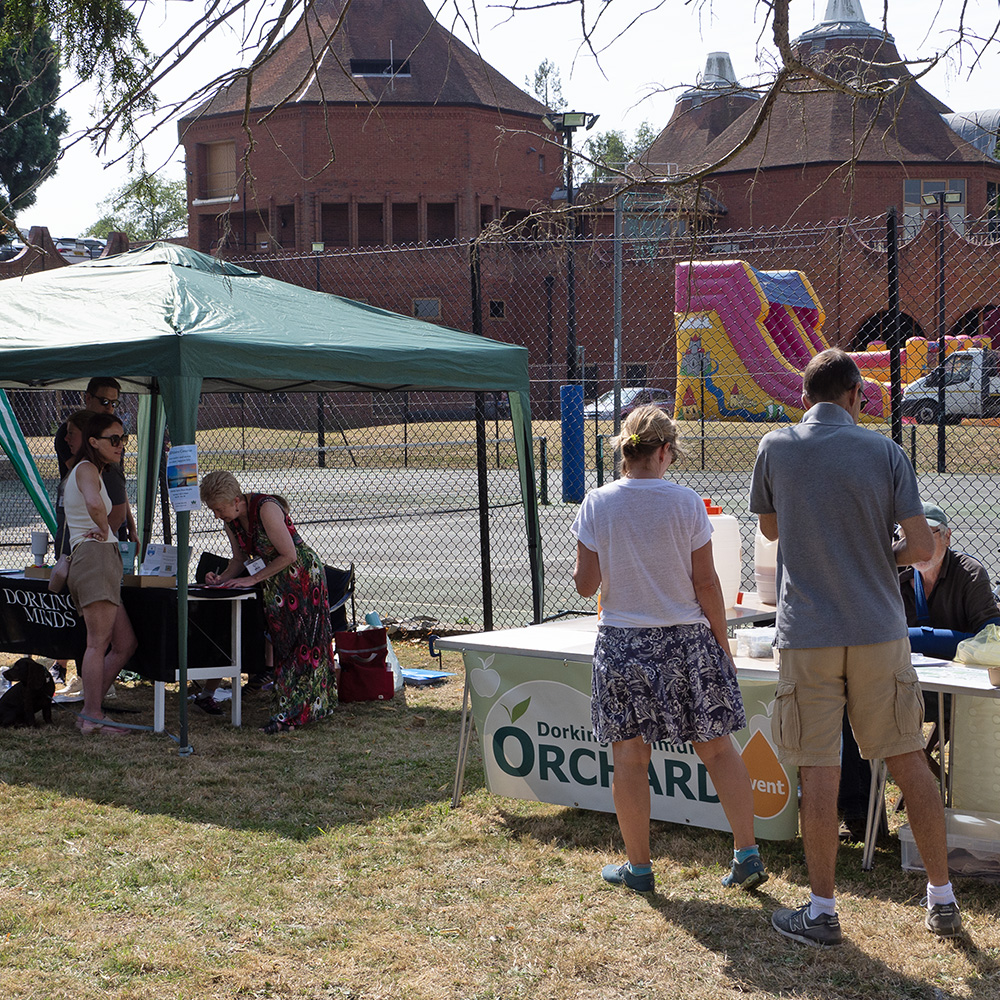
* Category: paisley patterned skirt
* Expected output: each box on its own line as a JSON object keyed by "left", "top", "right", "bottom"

{"left": 591, "top": 623, "right": 746, "bottom": 745}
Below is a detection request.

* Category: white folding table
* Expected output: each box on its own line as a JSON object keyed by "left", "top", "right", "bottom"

{"left": 152, "top": 590, "right": 257, "bottom": 733}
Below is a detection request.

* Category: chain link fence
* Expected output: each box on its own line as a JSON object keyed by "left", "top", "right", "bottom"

{"left": 3, "top": 208, "right": 999, "bottom": 626}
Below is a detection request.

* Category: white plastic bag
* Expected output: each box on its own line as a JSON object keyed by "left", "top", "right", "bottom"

{"left": 954, "top": 624, "right": 1000, "bottom": 666}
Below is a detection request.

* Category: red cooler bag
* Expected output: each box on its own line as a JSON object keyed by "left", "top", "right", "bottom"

{"left": 336, "top": 628, "right": 394, "bottom": 702}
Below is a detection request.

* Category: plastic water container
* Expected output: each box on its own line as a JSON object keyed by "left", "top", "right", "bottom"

{"left": 703, "top": 498, "right": 741, "bottom": 610}
{"left": 754, "top": 524, "right": 778, "bottom": 605}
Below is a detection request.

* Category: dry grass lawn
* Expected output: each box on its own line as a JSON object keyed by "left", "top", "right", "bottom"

{"left": 0, "top": 642, "right": 998, "bottom": 1000}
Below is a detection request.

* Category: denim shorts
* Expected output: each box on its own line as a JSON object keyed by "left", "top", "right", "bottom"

{"left": 591, "top": 623, "right": 746, "bottom": 745}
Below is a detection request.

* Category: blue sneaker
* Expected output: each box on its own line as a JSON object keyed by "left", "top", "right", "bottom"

{"left": 601, "top": 863, "right": 654, "bottom": 893}
{"left": 722, "top": 853, "right": 768, "bottom": 890}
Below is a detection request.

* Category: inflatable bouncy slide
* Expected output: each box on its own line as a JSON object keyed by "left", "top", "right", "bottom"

{"left": 675, "top": 260, "right": 885, "bottom": 422}
{"left": 674, "top": 260, "right": 987, "bottom": 423}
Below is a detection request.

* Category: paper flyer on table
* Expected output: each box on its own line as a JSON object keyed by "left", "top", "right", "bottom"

{"left": 166, "top": 444, "right": 201, "bottom": 510}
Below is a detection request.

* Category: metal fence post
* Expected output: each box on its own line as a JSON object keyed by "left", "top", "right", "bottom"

{"left": 539, "top": 436, "right": 549, "bottom": 505}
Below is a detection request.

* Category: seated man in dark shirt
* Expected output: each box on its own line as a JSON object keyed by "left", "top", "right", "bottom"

{"left": 838, "top": 501, "right": 1000, "bottom": 838}
{"left": 898, "top": 502, "right": 1000, "bottom": 660}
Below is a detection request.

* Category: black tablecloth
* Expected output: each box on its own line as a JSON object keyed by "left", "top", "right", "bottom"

{"left": 0, "top": 575, "right": 265, "bottom": 682}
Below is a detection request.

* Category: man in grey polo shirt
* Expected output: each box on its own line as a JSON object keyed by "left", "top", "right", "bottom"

{"left": 750, "top": 349, "right": 962, "bottom": 945}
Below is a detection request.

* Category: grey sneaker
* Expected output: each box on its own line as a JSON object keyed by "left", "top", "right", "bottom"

{"left": 772, "top": 904, "right": 843, "bottom": 947}
{"left": 925, "top": 902, "right": 963, "bottom": 937}
{"left": 722, "top": 853, "right": 768, "bottom": 890}
{"left": 601, "top": 863, "right": 654, "bottom": 893}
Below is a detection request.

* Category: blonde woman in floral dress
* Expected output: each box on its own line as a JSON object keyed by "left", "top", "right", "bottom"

{"left": 200, "top": 471, "right": 334, "bottom": 733}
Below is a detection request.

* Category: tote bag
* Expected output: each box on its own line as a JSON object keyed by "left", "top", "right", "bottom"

{"left": 336, "top": 628, "right": 394, "bottom": 702}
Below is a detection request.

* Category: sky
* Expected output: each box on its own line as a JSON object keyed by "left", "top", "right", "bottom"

{"left": 20, "top": 0, "right": 1000, "bottom": 238}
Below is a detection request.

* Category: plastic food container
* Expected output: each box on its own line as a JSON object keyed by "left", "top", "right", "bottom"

{"left": 899, "top": 809, "right": 1000, "bottom": 881}
{"left": 735, "top": 626, "right": 776, "bottom": 658}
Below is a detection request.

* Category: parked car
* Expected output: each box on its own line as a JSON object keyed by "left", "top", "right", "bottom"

{"left": 55, "top": 237, "right": 106, "bottom": 262}
{"left": 583, "top": 386, "right": 675, "bottom": 419}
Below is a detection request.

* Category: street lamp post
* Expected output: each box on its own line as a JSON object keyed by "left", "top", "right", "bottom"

{"left": 921, "top": 190, "right": 961, "bottom": 472}
{"left": 312, "top": 241, "right": 326, "bottom": 467}
{"left": 542, "top": 111, "right": 599, "bottom": 384}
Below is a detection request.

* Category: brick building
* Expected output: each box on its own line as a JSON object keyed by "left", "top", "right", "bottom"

{"left": 634, "top": 0, "right": 1000, "bottom": 235}
{"left": 177, "top": 0, "right": 1000, "bottom": 404}
{"left": 179, "top": 0, "right": 559, "bottom": 255}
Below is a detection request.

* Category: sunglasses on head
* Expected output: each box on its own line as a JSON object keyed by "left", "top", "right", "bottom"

{"left": 99, "top": 433, "right": 128, "bottom": 447}
{"left": 96, "top": 397, "right": 119, "bottom": 408}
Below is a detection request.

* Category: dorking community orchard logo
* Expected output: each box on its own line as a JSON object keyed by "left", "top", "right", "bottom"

{"left": 474, "top": 667, "right": 792, "bottom": 826}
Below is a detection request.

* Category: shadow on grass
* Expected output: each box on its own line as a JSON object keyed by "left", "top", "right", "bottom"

{"left": 640, "top": 886, "right": 998, "bottom": 1000}
{"left": 495, "top": 801, "right": 1000, "bottom": 980}
{"left": 0, "top": 683, "right": 471, "bottom": 841}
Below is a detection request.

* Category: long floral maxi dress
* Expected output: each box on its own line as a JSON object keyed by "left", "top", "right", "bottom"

{"left": 230, "top": 493, "right": 334, "bottom": 727}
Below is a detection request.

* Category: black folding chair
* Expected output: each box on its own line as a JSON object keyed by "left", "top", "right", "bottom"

{"left": 325, "top": 564, "right": 356, "bottom": 633}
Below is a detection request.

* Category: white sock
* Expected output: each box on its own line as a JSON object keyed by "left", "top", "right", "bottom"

{"left": 926, "top": 881, "right": 956, "bottom": 907}
{"left": 807, "top": 892, "right": 836, "bottom": 919}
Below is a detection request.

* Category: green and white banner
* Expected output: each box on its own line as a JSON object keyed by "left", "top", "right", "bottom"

{"left": 0, "top": 389, "right": 56, "bottom": 536}
{"left": 464, "top": 651, "right": 797, "bottom": 840}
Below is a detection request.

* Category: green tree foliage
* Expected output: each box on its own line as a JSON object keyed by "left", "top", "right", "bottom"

{"left": 526, "top": 59, "right": 566, "bottom": 111}
{"left": 88, "top": 172, "right": 186, "bottom": 242}
{"left": 0, "top": 9, "right": 67, "bottom": 222}
{"left": 0, "top": 1, "right": 150, "bottom": 151}
{"left": 583, "top": 122, "right": 656, "bottom": 180}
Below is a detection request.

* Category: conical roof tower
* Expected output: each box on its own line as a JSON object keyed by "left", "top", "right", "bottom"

{"left": 635, "top": 51, "right": 758, "bottom": 175}
{"left": 188, "top": 0, "right": 544, "bottom": 120}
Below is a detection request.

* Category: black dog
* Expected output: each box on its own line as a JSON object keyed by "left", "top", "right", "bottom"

{"left": 0, "top": 658, "right": 56, "bottom": 727}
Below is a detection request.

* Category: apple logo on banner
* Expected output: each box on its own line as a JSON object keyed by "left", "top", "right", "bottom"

{"left": 470, "top": 654, "right": 501, "bottom": 698}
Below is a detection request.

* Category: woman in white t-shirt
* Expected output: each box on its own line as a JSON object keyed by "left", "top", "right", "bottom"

{"left": 571, "top": 405, "right": 765, "bottom": 894}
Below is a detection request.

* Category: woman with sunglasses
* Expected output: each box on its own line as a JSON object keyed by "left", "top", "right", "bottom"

{"left": 63, "top": 412, "right": 137, "bottom": 734}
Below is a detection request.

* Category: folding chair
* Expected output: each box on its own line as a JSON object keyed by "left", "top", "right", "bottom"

{"left": 325, "top": 563, "right": 356, "bottom": 633}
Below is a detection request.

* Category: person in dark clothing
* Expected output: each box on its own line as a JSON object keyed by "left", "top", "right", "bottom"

{"left": 54, "top": 377, "right": 136, "bottom": 543}
{"left": 838, "top": 500, "right": 1000, "bottom": 839}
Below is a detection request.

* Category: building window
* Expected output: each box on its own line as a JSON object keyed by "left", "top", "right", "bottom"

{"left": 350, "top": 59, "right": 411, "bottom": 77}
{"left": 393, "top": 203, "right": 419, "bottom": 244}
{"left": 489, "top": 299, "right": 506, "bottom": 319}
{"left": 358, "top": 203, "right": 384, "bottom": 246}
{"left": 204, "top": 141, "right": 237, "bottom": 199}
{"left": 427, "top": 202, "right": 456, "bottom": 241}
{"left": 903, "top": 178, "right": 966, "bottom": 237}
{"left": 321, "top": 203, "right": 349, "bottom": 246}
{"left": 413, "top": 298, "right": 441, "bottom": 319}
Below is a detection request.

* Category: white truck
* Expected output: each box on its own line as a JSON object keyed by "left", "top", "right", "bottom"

{"left": 902, "top": 348, "right": 1000, "bottom": 423}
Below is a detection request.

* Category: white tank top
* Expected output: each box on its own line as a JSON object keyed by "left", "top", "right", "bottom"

{"left": 62, "top": 461, "right": 114, "bottom": 550}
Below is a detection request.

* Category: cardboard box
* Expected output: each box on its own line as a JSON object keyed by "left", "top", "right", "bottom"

{"left": 24, "top": 566, "right": 52, "bottom": 580}
{"left": 900, "top": 809, "right": 1000, "bottom": 882}
{"left": 122, "top": 575, "right": 178, "bottom": 589}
